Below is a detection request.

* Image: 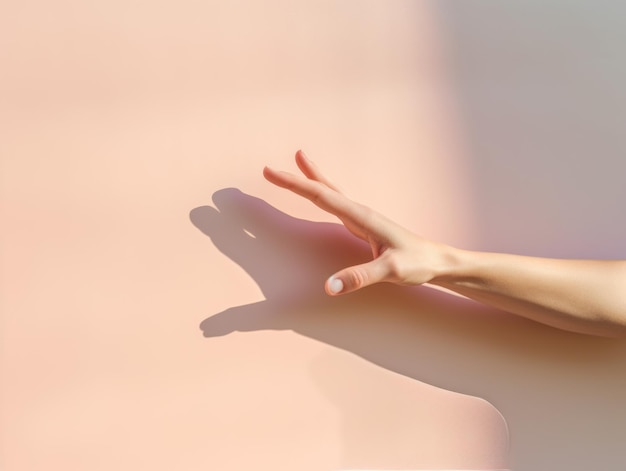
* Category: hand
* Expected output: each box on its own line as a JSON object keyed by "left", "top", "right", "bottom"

{"left": 263, "top": 150, "right": 452, "bottom": 295}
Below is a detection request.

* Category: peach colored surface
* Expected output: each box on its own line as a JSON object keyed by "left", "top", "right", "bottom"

{"left": 2, "top": 1, "right": 626, "bottom": 470}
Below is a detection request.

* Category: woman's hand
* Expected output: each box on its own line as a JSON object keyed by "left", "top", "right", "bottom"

{"left": 263, "top": 150, "right": 453, "bottom": 296}
{"left": 265, "top": 151, "right": 626, "bottom": 336}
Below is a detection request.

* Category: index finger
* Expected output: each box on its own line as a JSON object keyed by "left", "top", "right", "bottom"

{"left": 263, "top": 166, "right": 368, "bottom": 222}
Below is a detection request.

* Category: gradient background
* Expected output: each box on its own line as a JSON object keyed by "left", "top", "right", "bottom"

{"left": 2, "top": 1, "right": 626, "bottom": 470}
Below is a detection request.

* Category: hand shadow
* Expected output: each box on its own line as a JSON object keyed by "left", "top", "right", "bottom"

{"left": 190, "top": 188, "right": 626, "bottom": 470}
{"left": 191, "top": 187, "right": 497, "bottom": 379}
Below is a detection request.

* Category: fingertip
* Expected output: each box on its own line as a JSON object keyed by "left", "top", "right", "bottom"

{"left": 295, "top": 149, "right": 309, "bottom": 171}
{"left": 326, "top": 276, "right": 344, "bottom": 295}
{"left": 263, "top": 164, "right": 280, "bottom": 177}
{"left": 296, "top": 150, "right": 323, "bottom": 184}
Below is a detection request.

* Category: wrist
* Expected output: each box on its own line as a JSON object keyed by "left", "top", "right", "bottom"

{"left": 429, "top": 245, "right": 476, "bottom": 287}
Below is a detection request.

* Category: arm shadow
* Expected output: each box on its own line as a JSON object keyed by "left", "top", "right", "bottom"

{"left": 190, "top": 187, "right": 626, "bottom": 470}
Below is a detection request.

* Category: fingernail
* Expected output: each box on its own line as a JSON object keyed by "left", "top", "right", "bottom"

{"left": 328, "top": 277, "right": 344, "bottom": 294}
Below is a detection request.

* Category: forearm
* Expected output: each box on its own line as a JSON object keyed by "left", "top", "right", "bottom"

{"left": 430, "top": 248, "right": 626, "bottom": 337}
{"left": 264, "top": 155, "right": 626, "bottom": 337}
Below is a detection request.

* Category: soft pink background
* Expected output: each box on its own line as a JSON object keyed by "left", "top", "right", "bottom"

{"left": 2, "top": 1, "right": 626, "bottom": 470}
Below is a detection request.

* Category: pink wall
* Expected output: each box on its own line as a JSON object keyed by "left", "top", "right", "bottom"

{"left": 2, "top": 1, "right": 625, "bottom": 470}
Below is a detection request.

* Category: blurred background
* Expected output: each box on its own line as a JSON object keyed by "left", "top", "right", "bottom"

{"left": 2, "top": 1, "right": 625, "bottom": 469}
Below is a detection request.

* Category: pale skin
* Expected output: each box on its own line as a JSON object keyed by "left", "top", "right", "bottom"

{"left": 264, "top": 150, "right": 626, "bottom": 338}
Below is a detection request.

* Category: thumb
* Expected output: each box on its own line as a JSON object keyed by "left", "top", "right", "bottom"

{"left": 325, "top": 259, "right": 390, "bottom": 296}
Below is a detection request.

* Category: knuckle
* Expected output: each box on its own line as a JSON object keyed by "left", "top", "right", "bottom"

{"left": 358, "top": 205, "right": 376, "bottom": 224}
{"left": 351, "top": 205, "right": 376, "bottom": 234}
{"left": 311, "top": 186, "right": 328, "bottom": 207}
{"left": 383, "top": 252, "right": 404, "bottom": 282}
{"left": 347, "top": 269, "right": 367, "bottom": 290}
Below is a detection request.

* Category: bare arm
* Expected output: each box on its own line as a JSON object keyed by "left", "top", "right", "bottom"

{"left": 264, "top": 151, "right": 626, "bottom": 337}
{"left": 432, "top": 250, "right": 626, "bottom": 337}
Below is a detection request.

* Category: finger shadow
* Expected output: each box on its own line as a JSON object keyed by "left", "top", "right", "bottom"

{"left": 190, "top": 187, "right": 626, "bottom": 469}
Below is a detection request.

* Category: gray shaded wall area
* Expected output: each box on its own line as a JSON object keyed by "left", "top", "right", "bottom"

{"left": 437, "top": 1, "right": 626, "bottom": 469}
